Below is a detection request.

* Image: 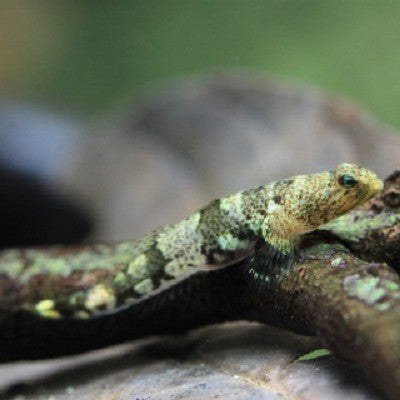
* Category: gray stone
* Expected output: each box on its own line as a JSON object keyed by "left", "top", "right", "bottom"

{"left": 0, "top": 323, "right": 383, "bottom": 400}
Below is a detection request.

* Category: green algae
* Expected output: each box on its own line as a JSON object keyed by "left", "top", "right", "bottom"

{"left": 0, "top": 258, "right": 24, "bottom": 278}
{"left": 322, "top": 212, "right": 400, "bottom": 242}
{"left": 344, "top": 275, "right": 386, "bottom": 304}
{"left": 343, "top": 275, "right": 400, "bottom": 311}
{"left": 383, "top": 280, "right": 400, "bottom": 291}
{"left": 375, "top": 302, "right": 391, "bottom": 312}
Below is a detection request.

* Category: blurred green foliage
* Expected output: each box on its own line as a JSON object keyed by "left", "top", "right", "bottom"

{"left": 1, "top": 1, "right": 400, "bottom": 127}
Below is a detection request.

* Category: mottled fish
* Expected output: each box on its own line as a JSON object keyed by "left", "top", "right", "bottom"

{"left": 0, "top": 163, "right": 383, "bottom": 361}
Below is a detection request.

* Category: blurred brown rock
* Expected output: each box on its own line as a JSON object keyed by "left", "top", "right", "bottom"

{"left": 63, "top": 72, "right": 400, "bottom": 240}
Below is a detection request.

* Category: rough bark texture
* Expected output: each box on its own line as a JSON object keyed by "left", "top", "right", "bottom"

{"left": 1, "top": 172, "right": 400, "bottom": 400}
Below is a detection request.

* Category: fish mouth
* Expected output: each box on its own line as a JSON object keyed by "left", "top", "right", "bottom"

{"left": 360, "top": 177, "right": 384, "bottom": 203}
{"left": 367, "top": 178, "right": 384, "bottom": 198}
{"left": 371, "top": 178, "right": 384, "bottom": 194}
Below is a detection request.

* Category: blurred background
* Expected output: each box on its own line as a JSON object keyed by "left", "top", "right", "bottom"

{"left": 1, "top": 1, "right": 400, "bottom": 246}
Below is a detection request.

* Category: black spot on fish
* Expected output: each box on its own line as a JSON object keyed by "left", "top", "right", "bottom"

{"left": 273, "top": 195, "right": 282, "bottom": 205}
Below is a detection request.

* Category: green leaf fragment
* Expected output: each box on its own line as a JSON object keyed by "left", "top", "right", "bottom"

{"left": 295, "top": 348, "right": 332, "bottom": 362}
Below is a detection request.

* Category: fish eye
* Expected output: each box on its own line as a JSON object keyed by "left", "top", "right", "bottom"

{"left": 338, "top": 174, "right": 358, "bottom": 188}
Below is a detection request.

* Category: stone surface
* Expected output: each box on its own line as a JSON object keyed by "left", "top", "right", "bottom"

{"left": 0, "top": 323, "right": 383, "bottom": 400}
